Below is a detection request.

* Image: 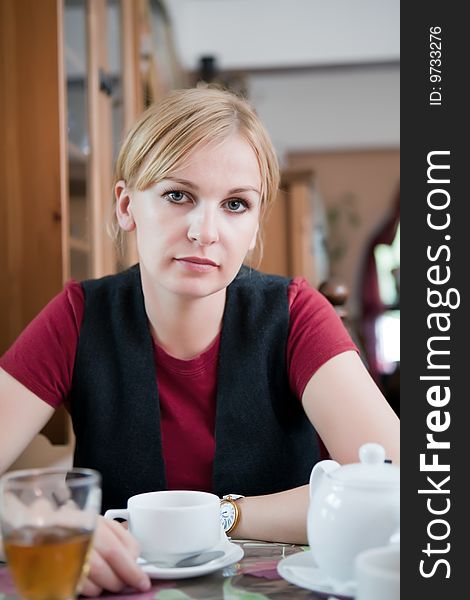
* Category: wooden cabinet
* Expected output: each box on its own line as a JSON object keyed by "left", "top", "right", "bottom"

{"left": 64, "top": 0, "right": 146, "bottom": 281}
{"left": 252, "top": 168, "right": 329, "bottom": 288}
{"left": 1, "top": 0, "right": 145, "bottom": 345}
{"left": 0, "top": 0, "right": 149, "bottom": 447}
{"left": 1, "top": 0, "right": 65, "bottom": 358}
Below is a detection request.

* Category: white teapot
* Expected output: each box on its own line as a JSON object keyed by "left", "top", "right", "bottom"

{"left": 307, "top": 443, "right": 399, "bottom": 586}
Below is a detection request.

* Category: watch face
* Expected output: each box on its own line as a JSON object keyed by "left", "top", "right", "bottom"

{"left": 220, "top": 500, "right": 236, "bottom": 532}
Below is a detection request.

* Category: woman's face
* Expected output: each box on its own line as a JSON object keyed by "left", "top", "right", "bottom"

{"left": 118, "top": 134, "right": 262, "bottom": 299}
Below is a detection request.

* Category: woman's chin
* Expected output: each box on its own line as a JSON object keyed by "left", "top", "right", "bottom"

{"left": 164, "top": 275, "right": 226, "bottom": 300}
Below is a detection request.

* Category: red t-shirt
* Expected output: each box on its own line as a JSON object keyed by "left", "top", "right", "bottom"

{"left": 0, "top": 277, "right": 356, "bottom": 491}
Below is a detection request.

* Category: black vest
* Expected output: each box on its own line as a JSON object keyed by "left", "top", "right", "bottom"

{"left": 71, "top": 265, "right": 320, "bottom": 512}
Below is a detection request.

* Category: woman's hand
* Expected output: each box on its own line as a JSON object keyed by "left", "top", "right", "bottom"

{"left": 80, "top": 516, "right": 151, "bottom": 597}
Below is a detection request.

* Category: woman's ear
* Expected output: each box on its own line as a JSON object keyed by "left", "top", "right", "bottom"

{"left": 115, "top": 180, "right": 135, "bottom": 232}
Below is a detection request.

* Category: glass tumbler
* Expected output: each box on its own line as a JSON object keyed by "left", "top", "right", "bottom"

{"left": 0, "top": 468, "right": 101, "bottom": 600}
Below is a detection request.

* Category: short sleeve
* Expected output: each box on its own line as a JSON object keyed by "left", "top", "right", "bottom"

{"left": 0, "top": 281, "right": 85, "bottom": 407}
{"left": 287, "top": 277, "right": 358, "bottom": 399}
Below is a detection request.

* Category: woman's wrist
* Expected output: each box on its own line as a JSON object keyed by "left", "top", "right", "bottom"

{"left": 229, "top": 486, "right": 309, "bottom": 545}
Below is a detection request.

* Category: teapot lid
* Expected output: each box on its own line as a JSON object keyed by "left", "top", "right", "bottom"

{"left": 330, "top": 443, "right": 399, "bottom": 486}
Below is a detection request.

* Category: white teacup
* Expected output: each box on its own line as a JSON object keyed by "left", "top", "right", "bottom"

{"left": 104, "top": 490, "right": 221, "bottom": 565}
{"left": 354, "top": 545, "right": 400, "bottom": 600}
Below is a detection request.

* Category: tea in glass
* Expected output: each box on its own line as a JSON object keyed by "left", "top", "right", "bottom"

{"left": 0, "top": 468, "right": 101, "bottom": 600}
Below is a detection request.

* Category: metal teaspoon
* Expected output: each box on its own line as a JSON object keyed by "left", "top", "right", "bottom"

{"left": 143, "top": 550, "right": 225, "bottom": 569}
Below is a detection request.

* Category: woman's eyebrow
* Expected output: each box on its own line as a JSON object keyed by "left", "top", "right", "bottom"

{"left": 228, "top": 186, "right": 261, "bottom": 196}
{"left": 165, "top": 178, "right": 198, "bottom": 189}
{"left": 165, "top": 178, "right": 260, "bottom": 196}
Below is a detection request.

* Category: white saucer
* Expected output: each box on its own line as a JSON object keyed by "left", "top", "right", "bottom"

{"left": 138, "top": 538, "right": 244, "bottom": 580}
{"left": 277, "top": 550, "right": 356, "bottom": 598}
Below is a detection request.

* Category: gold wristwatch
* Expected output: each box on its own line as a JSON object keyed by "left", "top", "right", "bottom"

{"left": 220, "top": 494, "right": 244, "bottom": 535}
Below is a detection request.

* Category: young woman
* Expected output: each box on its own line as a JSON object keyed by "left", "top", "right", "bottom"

{"left": 0, "top": 87, "right": 399, "bottom": 595}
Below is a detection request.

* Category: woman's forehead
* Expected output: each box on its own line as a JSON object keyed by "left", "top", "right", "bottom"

{"left": 167, "top": 135, "right": 261, "bottom": 184}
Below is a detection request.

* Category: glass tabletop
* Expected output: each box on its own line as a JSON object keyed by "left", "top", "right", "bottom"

{"left": 0, "top": 540, "right": 331, "bottom": 600}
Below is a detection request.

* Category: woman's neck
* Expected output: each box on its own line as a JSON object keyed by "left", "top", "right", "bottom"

{"left": 141, "top": 276, "right": 226, "bottom": 360}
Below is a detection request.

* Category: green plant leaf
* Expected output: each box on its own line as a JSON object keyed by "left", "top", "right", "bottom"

{"left": 348, "top": 213, "right": 361, "bottom": 227}
{"left": 155, "top": 590, "right": 196, "bottom": 600}
{"left": 223, "top": 579, "right": 270, "bottom": 599}
{"left": 327, "top": 207, "right": 340, "bottom": 225}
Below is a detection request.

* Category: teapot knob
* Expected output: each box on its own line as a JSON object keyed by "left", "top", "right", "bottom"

{"left": 359, "top": 443, "right": 386, "bottom": 465}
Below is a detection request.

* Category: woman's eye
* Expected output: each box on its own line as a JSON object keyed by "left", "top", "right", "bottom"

{"left": 225, "top": 199, "right": 247, "bottom": 213}
{"left": 165, "top": 191, "right": 187, "bottom": 203}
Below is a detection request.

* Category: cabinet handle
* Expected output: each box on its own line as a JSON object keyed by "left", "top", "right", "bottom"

{"left": 99, "top": 69, "right": 113, "bottom": 97}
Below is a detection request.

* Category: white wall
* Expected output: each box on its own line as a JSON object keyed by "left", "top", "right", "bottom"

{"left": 165, "top": 0, "right": 400, "bottom": 70}
{"left": 164, "top": 0, "right": 400, "bottom": 152}
{"left": 248, "top": 64, "right": 400, "bottom": 160}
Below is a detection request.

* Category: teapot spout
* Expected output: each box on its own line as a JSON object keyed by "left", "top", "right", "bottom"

{"left": 309, "top": 459, "right": 340, "bottom": 498}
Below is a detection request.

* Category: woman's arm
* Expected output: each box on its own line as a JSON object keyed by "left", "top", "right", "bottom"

{"left": 231, "top": 350, "right": 399, "bottom": 544}
{"left": 232, "top": 485, "right": 310, "bottom": 545}
{"left": 0, "top": 370, "right": 56, "bottom": 560}
{"left": 301, "top": 350, "right": 399, "bottom": 465}
{"left": 0, "top": 368, "right": 55, "bottom": 474}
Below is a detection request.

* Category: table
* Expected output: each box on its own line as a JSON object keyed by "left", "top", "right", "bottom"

{"left": 0, "top": 541, "right": 330, "bottom": 600}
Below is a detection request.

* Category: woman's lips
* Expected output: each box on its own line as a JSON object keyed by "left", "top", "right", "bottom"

{"left": 175, "top": 257, "right": 219, "bottom": 272}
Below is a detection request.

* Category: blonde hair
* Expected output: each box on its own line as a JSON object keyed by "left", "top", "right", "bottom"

{"left": 111, "top": 87, "right": 279, "bottom": 247}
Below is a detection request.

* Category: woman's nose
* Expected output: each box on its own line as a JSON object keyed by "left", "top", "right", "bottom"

{"left": 187, "top": 206, "right": 219, "bottom": 245}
